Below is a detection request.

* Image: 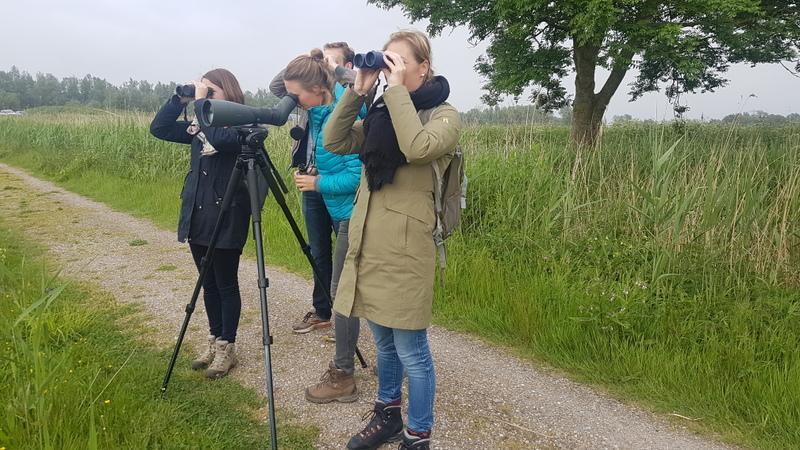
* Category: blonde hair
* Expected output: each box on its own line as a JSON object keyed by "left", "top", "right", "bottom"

{"left": 383, "top": 30, "right": 434, "bottom": 83}
{"left": 284, "top": 48, "right": 335, "bottom": 93}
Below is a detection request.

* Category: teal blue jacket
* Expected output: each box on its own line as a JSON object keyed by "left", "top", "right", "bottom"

{"left": 307, "top": 83, "right": 366, "bottom": 222}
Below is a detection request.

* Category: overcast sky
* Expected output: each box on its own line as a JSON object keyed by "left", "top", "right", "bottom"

{"left": 2, "top": 0, "right": 798, "bottom": 119}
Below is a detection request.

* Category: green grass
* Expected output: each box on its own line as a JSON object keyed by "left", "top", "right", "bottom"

{"left": 1, "top": 108, "right": 800, "bottom": 448}
{"left": 0, "top": 221, "right": 318, "bottom": 449}
{"left": 0, "top": 110, "right": 310, "bottom": 276}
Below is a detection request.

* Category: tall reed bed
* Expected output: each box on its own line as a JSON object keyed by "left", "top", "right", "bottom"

{"left": 1, "top": 109, "right": 799, "bottom": 447}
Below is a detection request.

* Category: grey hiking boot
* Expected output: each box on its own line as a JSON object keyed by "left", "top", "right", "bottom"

{"left": 206, "top": 340, "right": 236, "bottom": 379}
{"left": 305, "top": 361, "right": 359, "bottom": 404}
{"left": 191, "top": 335, "right": 217, "bottom": 370}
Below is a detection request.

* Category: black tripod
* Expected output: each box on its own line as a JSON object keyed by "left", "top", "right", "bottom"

{"left": 160, "top": 126, "right": 367, "bottom": 449}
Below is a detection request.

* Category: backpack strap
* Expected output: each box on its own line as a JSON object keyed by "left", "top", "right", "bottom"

{"left": 419, "top": 105, "right": 449, "bottom": 282}
{"left": 431, "top": 160, "right": 447, "bottom": 270}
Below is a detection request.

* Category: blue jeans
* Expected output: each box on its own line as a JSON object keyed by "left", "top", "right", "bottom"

{"left": 369, "top": 321, "right": 436, "bottom": 433}
{"left": 302, "top": 191, "right": 333, "bottom": 320}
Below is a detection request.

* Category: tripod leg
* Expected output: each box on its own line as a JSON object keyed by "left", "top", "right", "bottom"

{"left": 246, "top": 159, "right": 279, "bottom": 450}
{"left": 161, "top": 159, "right": 246, "bottom": 396}
{"left": 260, "top": 146, "right": 289, "bottom": 194}
{"left": 255, "top": 155, "right": 368, "bottom": 368}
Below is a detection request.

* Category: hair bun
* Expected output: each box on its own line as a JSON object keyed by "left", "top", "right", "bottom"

{"left": 309, "top": 48, "right": 324, "bottom": 61}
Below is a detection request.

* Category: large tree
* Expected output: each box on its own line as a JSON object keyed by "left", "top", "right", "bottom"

{"left": 370, "top": 0, "right": 800, "bottom": 145}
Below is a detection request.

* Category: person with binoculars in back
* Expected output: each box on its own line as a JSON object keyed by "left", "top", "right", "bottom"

{"left": 324, "top": 30, "right": 462, "bottom": 450}
{"left": 149, "top": 68, "right": 248, "bottom": 380}
{"left": 270, "top": 42, "right": 375, "bottom": 337}
{"left": 278, "top": 48, "right": 369, "bottom": 406}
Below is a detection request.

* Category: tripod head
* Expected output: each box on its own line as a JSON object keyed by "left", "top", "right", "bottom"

{"left": 228, "top": 125, "right": 290, "bottom": 195}
{"left": 231, "top": 126, "right": 269, "bottom": 152}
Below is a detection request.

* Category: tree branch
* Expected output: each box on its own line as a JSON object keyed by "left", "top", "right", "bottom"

{"left": 779, "top": 61, "right": 800, "bottom": 78}
{"left": 597, "top": 54, "right": 633, "bottom": 105}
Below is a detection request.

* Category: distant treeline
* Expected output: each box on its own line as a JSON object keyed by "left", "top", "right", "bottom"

{"left": 461, "top": 106, "right": 800, "bottom": 126}
{"left": 0, "top": 66, "right": 279, "bottom": 111}
{"left": 612, "top": 111, "right": 800, "bottom": 125}
{"left": 2, "top": 66, "right": 798, "bottom": 126}
{"left": 461, "top": 105, "right": 572, "bottom": 125}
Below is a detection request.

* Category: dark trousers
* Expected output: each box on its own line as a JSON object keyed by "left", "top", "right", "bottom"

{"left": 189, "top": 243, "right": 242, "bottom": 343}
{"left": 302, "top": 190, "right": 333, "bottom": 320}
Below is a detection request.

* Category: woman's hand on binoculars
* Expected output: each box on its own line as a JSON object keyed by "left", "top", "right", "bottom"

{"left": 293, "top": 171, "right": 319, "bottom": 192}
{"left": 192, "top": 80, "right": 210, "bottom": 101}
{"left": 383, "top": 50, "right": 406, "bottom": 88}
{"left": 178, "top": 81, "right": 196, "bottom": 104}
{"left": 354, "top": 69, "right": 380, "bottom": 97}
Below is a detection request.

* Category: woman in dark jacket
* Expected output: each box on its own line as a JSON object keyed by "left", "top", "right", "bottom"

{"left": 149, "top": 68, "right": 248, "bottom": 379}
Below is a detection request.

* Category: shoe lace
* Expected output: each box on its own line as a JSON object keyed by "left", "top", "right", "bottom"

{"left": 201, "top": 339, "right": 215, "bottom": 358}
{"left": 302, "top": 311, "right": 313, "bottom": 323}
{"left": 211, "top": 344, "right": 230, "bottom": 369}
{"left": 319, "top": 367, "right": 336, "bottom": 383}
{"left": 358, "top": 405, "right": 388, "bottom": 438}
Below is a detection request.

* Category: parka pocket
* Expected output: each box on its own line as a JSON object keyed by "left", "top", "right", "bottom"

{"left": 383, "top": 192, "right": 435, "bottom": 233}
{"left": 382, "top": 192, "right": 436, "bottom": 256}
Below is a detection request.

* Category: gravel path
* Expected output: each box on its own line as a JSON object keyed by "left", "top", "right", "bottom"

{"left": 0, "top": 163, "right": 737, "bottom": 450}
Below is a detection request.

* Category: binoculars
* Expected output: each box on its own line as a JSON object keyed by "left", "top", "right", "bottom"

{"left": 175, "top": 84, "right": 214, "bottom": 99}
{"left": 354, "top": 51, "right": 391, "bottom": 70}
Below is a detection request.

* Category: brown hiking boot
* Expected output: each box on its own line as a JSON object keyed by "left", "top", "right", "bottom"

{"left": 191, "top": 335, "right": 217, "bottom": 370}
{"left": 292, "top": 311, "right": 331, "bottom": 334}
{"left": 206, "top": 340, "right": 236, "bottom": 379}
{"left": 305, "top": 362, "right": 358, "bottom": 404}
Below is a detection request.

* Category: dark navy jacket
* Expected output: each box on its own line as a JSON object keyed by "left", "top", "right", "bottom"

{"left": 150, "top": 95, "right": 251, "bottom": 250}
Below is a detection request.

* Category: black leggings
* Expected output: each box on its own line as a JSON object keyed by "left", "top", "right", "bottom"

{"left": 189, "top": 243, "right": 242, "bottom": 343}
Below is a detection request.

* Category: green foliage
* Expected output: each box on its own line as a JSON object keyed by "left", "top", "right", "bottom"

{"left": 461, "top": 103, "right": 569, "bottom": 125}
{"left": 2, "top": 110, "right": 800, "bottom": 447}
{"left": 0, "top": 66, "right": 279, "bottom": 111}
{"left": 371, "top": 0, "right": 800, "bottom": 112}
{"left": 0, "top": 108, "right": 308, "bottom": 275}
{"left": 0, "top": 224, "right": 318, "bottom": 449}
{"left": 718, "top": 111, "right": 800, "bottom": 125}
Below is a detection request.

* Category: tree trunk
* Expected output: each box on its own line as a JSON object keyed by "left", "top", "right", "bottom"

{"left": 570, "top": 41, "right": 630, "bottom": 147}
{"left": 571, "top": 96, "right": 606, "bottom": 147}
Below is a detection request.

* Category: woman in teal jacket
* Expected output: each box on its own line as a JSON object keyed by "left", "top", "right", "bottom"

{"left": 309, "top": 81, "right": 363, "bottom": 222}
{"left": 283, "top": 49, "right": 368, "bottom": 404}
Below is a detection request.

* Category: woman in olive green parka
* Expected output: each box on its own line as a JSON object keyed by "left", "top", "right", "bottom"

{"left": 323, "top": 30, "right": 461, "bottom": 450}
